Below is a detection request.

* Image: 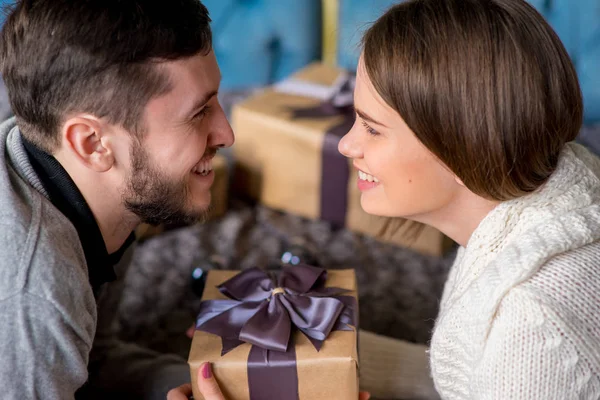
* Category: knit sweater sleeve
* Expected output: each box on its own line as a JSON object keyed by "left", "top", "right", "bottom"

{"left": 358, "top": 330, "right": 440, "bottom": 399}
{"left": 471, "top": 289, "right": 600, "bottom": 399}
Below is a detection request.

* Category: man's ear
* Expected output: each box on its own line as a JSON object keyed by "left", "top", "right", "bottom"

{"left": 61, "top": 116, "right": 114, "bottom": 172}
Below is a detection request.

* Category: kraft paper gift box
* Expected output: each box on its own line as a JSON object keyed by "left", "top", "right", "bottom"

{"left": 232, "top": 62, "right": 454, "bottom": 256}
{"left": 188, "top": 265, "right": 359, "bottom": 400}
{"left": 135, "top": 153, "right": 229, "bottom": 241}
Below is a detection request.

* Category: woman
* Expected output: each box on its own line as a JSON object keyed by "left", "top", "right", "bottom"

{"left": 174, "top": 0, "right": 600, "bottom": 398}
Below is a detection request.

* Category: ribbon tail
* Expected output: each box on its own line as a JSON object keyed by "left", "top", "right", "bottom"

{"left": 334, "top": 295, "right": 359, "bottom": 330}
{"left": 195, "top": 299, "right": 241, "bottom": 328}
{"left": 221, "top": 338, "right": 246, "bottom": 356}
{"left": 304, "top": 331, "right": 325, "bottom": 352}
{"left": 196, "top": 301, "right": 264, "bottom": 355}
{"left": 332, "top": 318, "right": 355, "bottom": 332}
{"left": 248, "top": 343, "right": 299, "bottom": 400}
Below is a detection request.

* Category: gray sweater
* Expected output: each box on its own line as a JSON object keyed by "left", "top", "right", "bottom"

{"left": 0, "top": 118, "right": 190, "bottom": 399}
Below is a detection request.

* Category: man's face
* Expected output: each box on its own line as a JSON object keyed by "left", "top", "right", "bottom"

{"left": 122, "top": 51, "right": 234, "bottom": 226}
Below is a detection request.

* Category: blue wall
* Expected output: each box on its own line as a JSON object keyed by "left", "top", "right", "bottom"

{"left": 202, "top": 0, "right": 322, "bottom": 91}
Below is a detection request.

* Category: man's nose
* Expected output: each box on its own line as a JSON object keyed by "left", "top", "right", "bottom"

{"left": 209, "top": 103, "right": 235, "bottom": 149}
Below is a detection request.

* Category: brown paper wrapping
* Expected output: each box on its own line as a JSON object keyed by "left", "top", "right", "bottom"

{"left": 232, "top": 63, "right": 453, "bottom": 256}
{"left": 135, "top": 154, "right": 229, "bottom": 241}
{"left": 188, "top": 269, "right": 359, "bottom": 400}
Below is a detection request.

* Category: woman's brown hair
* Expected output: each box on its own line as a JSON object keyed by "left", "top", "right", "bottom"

{"left": 362, "top": 0, "right": 583, "bottom": 201}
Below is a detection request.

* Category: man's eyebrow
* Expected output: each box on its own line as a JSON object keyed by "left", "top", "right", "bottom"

{"left": 355, "top": 108, "right": 389, "bottom": 128}
{"left": 187, "top": 89, "right": 219, "bottom": 116}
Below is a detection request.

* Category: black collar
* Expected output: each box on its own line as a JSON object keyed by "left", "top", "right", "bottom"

{"left": 22, "top": 138, "right": 135, "bottom": 292}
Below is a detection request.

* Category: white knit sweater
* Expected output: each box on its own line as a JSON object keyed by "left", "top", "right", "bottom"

{"left": 359, "top": 143, "right": 600, "bottom": 400}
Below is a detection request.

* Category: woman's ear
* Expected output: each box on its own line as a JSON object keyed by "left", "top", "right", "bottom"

{"left": 455, "top": 175, "right": 466, "bottom": 187}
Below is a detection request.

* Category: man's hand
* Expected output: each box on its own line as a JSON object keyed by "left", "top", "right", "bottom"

{"left": 186, "top": 324, "right": 195, "bottom": 339}
{"left": 167, "top": 383, "right": 193, "bottom": 400}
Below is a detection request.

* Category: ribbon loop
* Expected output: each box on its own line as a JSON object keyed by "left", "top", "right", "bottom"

{"left": 279, "top": 294, "right": 344, "bottom": 341}
{"left": 218, "top": 267, "right": 274, "bottom": 302}
{"left": 277, "top": 263, "right": 326, "bottom": 294}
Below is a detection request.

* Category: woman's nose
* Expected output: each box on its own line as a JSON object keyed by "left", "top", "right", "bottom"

{"left": 338, "top": 121, "right": 363, "bottom": 159}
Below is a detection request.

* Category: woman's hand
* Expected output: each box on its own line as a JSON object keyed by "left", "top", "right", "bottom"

{"left": 165, "top": 363, "right": 224, "bottom": 400}
{"left": 189, "top": 362, "right": 371, "bottom": 400}
{"left": 195, "top": 362, "right": 226, "bottom": 399}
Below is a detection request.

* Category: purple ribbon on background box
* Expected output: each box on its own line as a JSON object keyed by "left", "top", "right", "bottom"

{"left": 277, "top": 73, "right": 356, "bottom": 228}
{"left": 195, "top": 264, "right": 357, "bottom": 400}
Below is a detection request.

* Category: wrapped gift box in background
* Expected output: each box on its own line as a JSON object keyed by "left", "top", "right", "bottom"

{"left": 232, "top": 62, "right": 454, "bottom": 256}
{"left": 188, "top": 265, "right": 359, "bottom": 400}
{"left": 135, "top": 153, "right": 229, "bottom": 241}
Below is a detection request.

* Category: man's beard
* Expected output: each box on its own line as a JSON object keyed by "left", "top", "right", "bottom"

{"left": 123, "top": 143, "right": 211, "bottom": 227}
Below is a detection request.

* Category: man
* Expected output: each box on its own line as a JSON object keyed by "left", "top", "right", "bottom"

{"left": 0, "top": 0, "right": 233, "bottom": 398}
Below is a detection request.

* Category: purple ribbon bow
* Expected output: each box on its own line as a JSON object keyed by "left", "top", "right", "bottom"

{"left": 195, "top": 264, "right": 357, "bottom": 400}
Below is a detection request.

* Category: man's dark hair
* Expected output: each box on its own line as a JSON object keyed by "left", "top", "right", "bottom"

{"left": 0, "top": 0, "right": 212, "bottom": 151}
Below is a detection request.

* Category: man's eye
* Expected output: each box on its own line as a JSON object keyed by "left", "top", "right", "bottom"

{"left": 193, "top": 106, "right": 211, "bottom": 120}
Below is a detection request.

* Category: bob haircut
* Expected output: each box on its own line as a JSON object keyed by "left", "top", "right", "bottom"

{"left": 362, "top": 0, "right": 583, "bottom": 201}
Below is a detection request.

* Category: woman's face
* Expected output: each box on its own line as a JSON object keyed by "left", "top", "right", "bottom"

{"left": 338, "top": 58, "right": 461, "bottom": 221}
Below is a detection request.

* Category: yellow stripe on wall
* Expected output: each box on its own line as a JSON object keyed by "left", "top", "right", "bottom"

{"left": 322, "top": 0, "right": 338, "bottom": 66}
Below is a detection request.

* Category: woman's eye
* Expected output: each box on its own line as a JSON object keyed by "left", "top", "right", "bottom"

{"left": 361, "top": 120, "right": 379, "bottom": 136}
